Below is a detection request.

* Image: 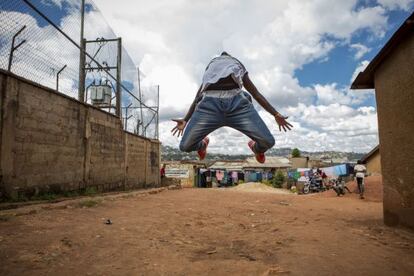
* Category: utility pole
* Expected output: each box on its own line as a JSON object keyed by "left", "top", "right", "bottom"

{"left": 137, "top": 67, "right": 144, "bottom": 136}
{"left": 78, "top": 0, "right": 85, "bottom": 102}
{"left": 116, "top": 37, "right": 122, "bottom": 117}
{"left": 156, "top": 85, "right": 159, "bottom": 139}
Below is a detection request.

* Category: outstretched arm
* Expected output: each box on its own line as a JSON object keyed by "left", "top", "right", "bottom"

{"left": 243, "top": 73, "right": 292, "bottom": 132}
{"left": 183, "top": 85, "right": 203, "bottom": 122}
{"left": 171, "top": 85, "right": 203, "bottom": 137}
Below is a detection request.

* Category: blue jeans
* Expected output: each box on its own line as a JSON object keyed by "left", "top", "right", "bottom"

{"left": 179, "top": 90, "right": 275, "bottom": 153}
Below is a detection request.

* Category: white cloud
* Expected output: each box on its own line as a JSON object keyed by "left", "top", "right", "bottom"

{"left": 314, "top": 82, "right": 373, "bottom": 106}
{"left": 3, "top": 0, "right": 406, "bottom": 153}
{"left": 315, "top": 83, "right": 351, "bottom": 105}
{"left": 95, "top": 0, "right": 390, "bottom": 132}
{"left": 350, "top": 43, "right": 371, "bottom": 59}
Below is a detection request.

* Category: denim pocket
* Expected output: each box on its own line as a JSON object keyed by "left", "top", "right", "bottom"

{"left": 240, "top": 91, "right": 253, "bottom": 104}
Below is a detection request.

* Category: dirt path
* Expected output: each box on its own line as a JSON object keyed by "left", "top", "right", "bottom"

{"left": 1, "top": 188, "right": 413, "bottom": 275}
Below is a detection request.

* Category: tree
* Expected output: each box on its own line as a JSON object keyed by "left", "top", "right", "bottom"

{"left": 272, "top": 170, "right": 285, "bottom": 188}
{"left": 291, "top": 148, "right": 301, "bottom": 158}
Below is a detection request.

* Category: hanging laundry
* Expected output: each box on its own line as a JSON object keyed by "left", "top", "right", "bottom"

{"left": 334, "top": 164, "right": 347, "bottom": 176}
{"left": 231, "top": 171, "right": 238, "bottom": 183}
{"left": 322, "top": 166, "right": 335, "bottom": 177}
{"left": 216, "top": 170, "right": 224, "bottom": 181}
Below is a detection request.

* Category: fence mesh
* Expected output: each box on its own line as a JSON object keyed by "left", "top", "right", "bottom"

{"left": 0, "top": 0, "right": 158, "bottom": 139}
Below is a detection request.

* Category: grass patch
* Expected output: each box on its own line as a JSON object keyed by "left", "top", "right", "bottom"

{"left": 31, "top": 192, "right": 58, "bottom": 201}
{"left": 77, "top": 199, "right": 101, "bottom": 208}
{"left": 261, "top": 180, "right": 273, "bottom": 187}
{"left": 82, "top": 187, "right": 98, "bottom": 196}
{"left": 63, "top": 191, "right": 80, "bottom": 197}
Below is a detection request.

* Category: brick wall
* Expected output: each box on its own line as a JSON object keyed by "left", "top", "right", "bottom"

{"left": 0, "top": 70, "right": 161, "bottom": 199}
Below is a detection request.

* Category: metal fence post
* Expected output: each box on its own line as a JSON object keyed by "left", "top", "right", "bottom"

{"left": 137, "top": 67, "right": 144, "bottom": 136}
{"left": 56, "top": 64, "right": 67, "bottom": 92}
{"left": 116, "top": 38, "right": 122, "bottom": 117}
{"left": 8, "top": 25, "right": 27, "bottom": 72}
{"left": 78, "top": 0, "right": 85, "bottom": 102}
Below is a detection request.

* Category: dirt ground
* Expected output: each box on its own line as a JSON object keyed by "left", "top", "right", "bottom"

{"left": 1, "top": 187, "right": 414, "bottom": 276}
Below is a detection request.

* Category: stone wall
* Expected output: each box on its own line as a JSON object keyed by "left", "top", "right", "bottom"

{"left": 0, "top": 70, "right": 161, "bottom": 199}
{"left": 374, "top": 33, "right": 414, "bottom": 229}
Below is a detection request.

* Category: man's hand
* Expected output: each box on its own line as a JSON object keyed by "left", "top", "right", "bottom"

{"left": 171, "top": 119, "right": 187, "bottom": 137}
{"left": 274, "top": 113, "right": 293, "bottom": 132}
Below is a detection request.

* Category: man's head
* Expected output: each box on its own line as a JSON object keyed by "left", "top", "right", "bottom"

{"left": 357, "top": 160, "right": 362, "bottom": 165}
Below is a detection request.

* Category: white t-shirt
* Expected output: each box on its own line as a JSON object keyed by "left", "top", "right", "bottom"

{"left": 201, "top": 55, "right": 247, "bottom": 92}
{"left": 354, "top": 164, "right": 366, "bottom": 178}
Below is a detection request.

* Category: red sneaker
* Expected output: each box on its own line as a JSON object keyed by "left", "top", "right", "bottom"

{"left": 197, "top": 137, "right": 210, "bottom": 160}
{"left": 248, "top": 140, "right": 265, "bottom": 163}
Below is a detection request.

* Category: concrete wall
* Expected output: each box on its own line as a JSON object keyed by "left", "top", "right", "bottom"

{"left": 163, "top": 161, "right": 196, "bottom": 188}
{"left": 290, "top": 157, "right": 308, "bottom": 169}
{"left": 366, "top": 151, "right": 381, "bottom": 176}
{"left": 374, "top": 33, "right": 414, "bottom": 229}
{"left": 0, "top": 70, "right": 161, "bottom": 199}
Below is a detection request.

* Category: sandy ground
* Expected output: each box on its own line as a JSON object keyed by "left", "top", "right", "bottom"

{"left": 1, "top": 188, "right": 414, "bottom": 276}
{"left": 230, "top": 182, "right": 293, "bottom": 194}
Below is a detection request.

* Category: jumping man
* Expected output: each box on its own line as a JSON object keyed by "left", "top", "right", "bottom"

{"left": 171, "top": 52, "right": 292, "bottom": 163}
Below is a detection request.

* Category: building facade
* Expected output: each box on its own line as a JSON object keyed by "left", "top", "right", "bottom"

{"left": 361, "top": 145, "right": 381, "bottom": 176}
{"left": 351, "top": 12, "right": 414, "bottom": 229}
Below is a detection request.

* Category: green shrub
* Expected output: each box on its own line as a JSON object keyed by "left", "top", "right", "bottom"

{"left": 291, "top": 148, "right": 301, "bottom": 158}
{"left": 272, "top": 170, "right": 285, "bottom": 188}
{"left": 31, "top": 192, "right": 57, "bottom": 201}
{"left": 82, "top": 187, "right": 98, "bottom": 196}
{"left": 261, "top": 179, "right": 272, "bottom": 187}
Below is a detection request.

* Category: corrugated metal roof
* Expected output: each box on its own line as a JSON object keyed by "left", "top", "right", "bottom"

{"left": 242, "top": 156, "right": 291, "bottom": 169}
{"left": 209, "top": 157, "right": 292, "bottom": 170}
{"left": 209, "top": 161, "right": 244, "bottom": 171}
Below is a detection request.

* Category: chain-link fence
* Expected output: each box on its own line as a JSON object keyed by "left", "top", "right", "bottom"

{"left": 0, "top": 0, "right": 159, "bottom": 139}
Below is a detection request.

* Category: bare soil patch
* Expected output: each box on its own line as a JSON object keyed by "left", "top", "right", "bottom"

{"left": 1, "top": 187, "right": 413, "bottom": 276}
{"left": 227, "top": 182, "right": 293, "bottom": 194}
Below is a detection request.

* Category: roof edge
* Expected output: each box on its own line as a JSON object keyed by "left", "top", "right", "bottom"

{"left": 351, "top": 12, "right": 414, "bottom": 90}
{"left": 361, "top": 145, "right": 380, "bottom": 163}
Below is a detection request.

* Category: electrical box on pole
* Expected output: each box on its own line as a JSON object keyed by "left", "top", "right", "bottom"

{"left": 89, "top": 81, "right": 112, "bottom": 106}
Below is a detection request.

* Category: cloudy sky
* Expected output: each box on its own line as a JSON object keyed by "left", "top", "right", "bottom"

{"left": 2, "top": 0, "right": 413, "bottom": 154}
{"left": 93, "top": 0, "right": 413, "bottom": 154}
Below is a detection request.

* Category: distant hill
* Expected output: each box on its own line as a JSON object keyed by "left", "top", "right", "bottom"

{"left": 161, "top": 145, "right": 365, "bottom": 162}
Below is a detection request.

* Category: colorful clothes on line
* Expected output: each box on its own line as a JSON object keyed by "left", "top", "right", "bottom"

{"left": 216, "top": 170, "right": 224, "bottom": 181}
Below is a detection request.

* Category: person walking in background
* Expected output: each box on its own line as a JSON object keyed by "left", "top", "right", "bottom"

{"left": 160, "top": 164, "right": 166, "bottom": 179}
{"left": 321, "top": 170, "right": 328, "bottom": 189}
{"left": 171, "top": 52, "right": 292, "bottom": 163}
{"left": 354, "top": 160, "right": 367, "bottom": 199}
